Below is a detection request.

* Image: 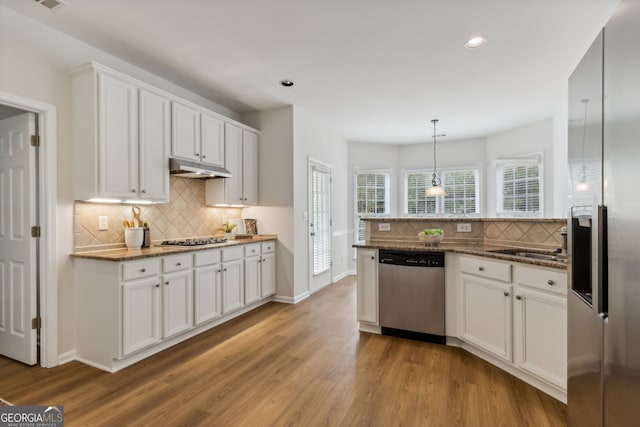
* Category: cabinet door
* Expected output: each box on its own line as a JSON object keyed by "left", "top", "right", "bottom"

{"left": 171, "top": 101, "right": 200, "bottom": 161}
{"left": 98, "top": 73, "right": 138, "bottom": 198}
{"left": 514, "top": 287, "right": 567, "bottom": 388}
{"left": 261, "top": 252, "right": 276, "bottom": 297}
{"left": 357, "top": 249, "right": 378, "bottom": 324}
{"left": 224, "top": 123, "right": 244, "bottom": 204}
{"left": 122, "top": 277, "right": 161, "bottom": 355}
{"left": 139, "top": 89, "right": 170, "bottom": 201}
{"left": 201, "top": 113, "right": 225, "bottom": 167}
{"left": 244, "top": 256, "right": 261, "bottom": 305}
{"left": 242, "top": 129, "right": 258, "bottom": 205}
{"left": 222, "top": 259, "right": 244, "bottom": 313}
{"left": 462, "top": 274, "right": 513, "bottom": 362}
{"left": 162, "top": 270, "right": 194, "bottom": 338}
{"left": 194, "top": 265, "right": 222, "bottom": 325}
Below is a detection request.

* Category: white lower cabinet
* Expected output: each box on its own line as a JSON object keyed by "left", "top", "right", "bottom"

{"left": 356, "top": 248, "right": 378, "bottom": 325}
{"left": 222, "top": 247, "right": 245, "bottom": 313}
{"left": 457, "top": 254, "right": 567, "bottom": 400}
{"left": 461, "top": 274, "right": 513, "bottom": 362}
{"left": 74, "top": 239, "right": 277, "bottom": 372}
{"left": 122, "top": 276, "right": 162, "bottom": 355}
{"left": 244, "top": 255, "right": 261, "bottom": 305}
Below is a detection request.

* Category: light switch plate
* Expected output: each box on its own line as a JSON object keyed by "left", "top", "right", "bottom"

{"left": 457, "top": 223, "right": 472, "bottom": 232}
{"left": 98, "top": 216, "right": 109, "bottom": 231}
{"left": 378, "top": 223, "right": 391, "bottom": 231}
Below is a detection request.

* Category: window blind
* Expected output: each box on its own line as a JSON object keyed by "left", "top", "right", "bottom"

{"left": 354, "top": 171, "right": 389, "bottom": 243}
{"left": 404, "top": 169, "right": 478, "bottom": 216}
{"left": 312, "top": 166, "right": 331, "bottom": 275}
{"left": 498, "top": 163, "right": 541, "bottom": 214}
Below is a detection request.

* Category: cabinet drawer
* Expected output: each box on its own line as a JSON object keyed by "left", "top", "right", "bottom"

{"left": 514, "top": 265, "right": 567, "bottom": 295}
{"left": 244, "top": 243, "right": 261, "bottom": 257}
{"left": 261, "top": 241, "right": 275, "bottom": 254}
{"left": 163, "top": 253, "right": 193, "bottom": 273}
{"left": 222, "top": 246, "right": 244, "bottom": 262}
{"left": 460, "top": 256, "right": 512, "bottom": 282}
{"left": 194, "top": 249, "right": 221, "bottom": 267}
{"left": 122, "top": 258, "right": 161, "bottom": 281}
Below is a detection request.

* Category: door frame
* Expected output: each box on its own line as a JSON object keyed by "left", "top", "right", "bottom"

{"left": 0, "top": 90, "right": 58, "bottom": 368}
{"left": 307, "top": 157, "right": 333, "bottom": 294}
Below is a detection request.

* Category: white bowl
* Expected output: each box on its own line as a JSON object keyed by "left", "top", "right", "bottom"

{"left": 418, "top": 234, "right": 444, "bottom": 245}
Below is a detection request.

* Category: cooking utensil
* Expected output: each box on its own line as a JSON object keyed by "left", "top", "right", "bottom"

{"left": 122, "top": 219, "right": 132, "bottom": 228}
{"left": 132, "top": 206, "right": 142, "bottom": 227}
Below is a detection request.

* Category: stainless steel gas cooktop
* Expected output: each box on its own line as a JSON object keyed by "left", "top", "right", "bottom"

{"left": 160, "top": 237, "right": 227, "bottom": 247}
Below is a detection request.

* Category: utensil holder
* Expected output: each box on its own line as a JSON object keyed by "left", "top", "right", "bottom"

{"left": 125, "top": 227, "right": 144, "bottom": 250}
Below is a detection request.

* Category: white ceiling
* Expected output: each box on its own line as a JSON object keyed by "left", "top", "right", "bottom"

{"left": 1, "top": 0, "right": 619, "bottom": 143}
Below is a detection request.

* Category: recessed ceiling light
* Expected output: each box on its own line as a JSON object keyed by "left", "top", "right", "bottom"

{"left": 465, "top": 36, "right": 486, "bottom": 49}
{"left": 280, "top": 80, "right": 294, "bottom": 87}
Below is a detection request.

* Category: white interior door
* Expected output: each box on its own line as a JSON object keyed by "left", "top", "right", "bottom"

{"left": 309, "top": 160, "right": 332, "bottom": 293}
{"left": 0, "top": 112, "right": 38, "bottom": 365}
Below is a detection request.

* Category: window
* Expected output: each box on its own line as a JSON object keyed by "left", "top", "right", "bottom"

{"left": 497, "top": 155, "right": 542, "bottom": 217}
{"left": 354, "top": 170, "right": 390, "bottom": 243}
{"left": 404, "top": 169, "right": 479, "bottom": 216}
{"left": 311, "top": 163, "right": 331, "bottom": 275}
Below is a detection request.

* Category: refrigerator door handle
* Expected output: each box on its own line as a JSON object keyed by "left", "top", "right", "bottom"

{"left": 597, "top": 204, "right": 609, "bottom": 318}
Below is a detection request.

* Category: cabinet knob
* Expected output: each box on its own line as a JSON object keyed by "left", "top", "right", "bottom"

{"left": 131, "top": 189, "right": 136, "bottom": 193}
{"left": 371, "top": 256, "right": 375, "bottom": 260}
{"left": 258, "top": 259, "right": 262, "bottom": 263}
{"left": 141, "top": 189, "right": 147, "bottom": 194}
{"left": 177, "top": 262, "right": 182, "bottom": 266}
{"left": 504, "top": 291, "right": 509, "bottom": 297}
{"left": 195, "top": 153, "right": 200, "bottom": 157}
{"left": 165, "top": 281, "right": 170, "bottom": 285}
{"left": 224, "top": 268, "right": 227, "bottom": 271}
{"left": 155, "top": 283, "right": 160, "bottom": 288}
{"left": 140, "top": 268, "right": 146, "bottom": 273}
{"left": 547, "top": 280, "right": 555, "bottom": 286}
{"left": 478, "top": 266, "right": 485, "bottom": 271}
{"left": 516, "top": 295, "right": 522, "bottom": 300}
{"left": 217, "top": 269, "right": 222, "bottom": 273}
{"left": 202, "top": 155, "right": 206, "bottom": 159}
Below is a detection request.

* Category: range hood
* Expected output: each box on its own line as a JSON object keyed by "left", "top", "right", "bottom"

{"left": 169, "top": 158, "right": 231, "bottom": 179}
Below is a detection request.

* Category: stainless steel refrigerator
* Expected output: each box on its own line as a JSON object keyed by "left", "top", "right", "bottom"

{"left": 567, "top": 1, "right": 640, "bottom": 426}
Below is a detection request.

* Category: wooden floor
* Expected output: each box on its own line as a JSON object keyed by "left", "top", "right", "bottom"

{"left": 0, "top": 276, "right": 566, "bottom": 426}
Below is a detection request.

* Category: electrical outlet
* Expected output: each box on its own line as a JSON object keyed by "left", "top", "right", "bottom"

{"left": 457, "top": 223, "right": 472, "bottom": 232}
{"left": 98, "top": 216, "right": 109, "bottom": 231}
{"left": 378, "top": 223, "right": 391, "bottom": 231}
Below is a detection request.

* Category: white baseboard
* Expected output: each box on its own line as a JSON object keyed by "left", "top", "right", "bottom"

{"left": 333, "top": 270, "right": 356, "bottom": 282}
{"left": 57, "top": 350, "right": 76, "bottom": 365}
{"left": 272, "top": 291, "right": 310, "bottom": 305}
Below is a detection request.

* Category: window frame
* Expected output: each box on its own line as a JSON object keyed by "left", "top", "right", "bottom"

{"left": 402, "top": 166, "right": 481, "bottom": 217}
{"left": 353, "top": 168, "right": 391, "bottom": 244}
{"left": 495, "top": 153, "right": 544, "bottom": 218}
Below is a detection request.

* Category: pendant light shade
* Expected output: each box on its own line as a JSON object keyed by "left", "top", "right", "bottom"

{"left": 425, "top": 119, "right": 447, "bottom": 197}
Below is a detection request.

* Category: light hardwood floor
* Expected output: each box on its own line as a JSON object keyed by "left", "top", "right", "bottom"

{"left": 0, "top": 276, "right": 566, "bottom": 426}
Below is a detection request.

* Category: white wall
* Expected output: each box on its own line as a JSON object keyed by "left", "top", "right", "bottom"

{"left": 242, "top": 106, "right": 295, "bottom": 300}
{"left": 292, "top": 108, "right": 350, "bottom": 293}
{"left": 553, "top": 94, "right": 569, "bottom": 218}
{"left": 0, "top": 5, "right": 242, "bottom": 357}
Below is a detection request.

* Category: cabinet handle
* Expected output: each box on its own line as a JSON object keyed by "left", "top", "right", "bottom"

{"left": 140, "top": 268, "right": 146, "bottom": 273}
{"left": 141, "top": 189, "right": 147, "bottom": 194}
{"left": 547, "top": 280, "right": 555, "bottom": 286}
{"left": 165, "top": 281, "right": 169, "bottom": 285}
{"left": 478, "top": 266, "right": 485, "bottom": 271}
{"left": 504, "top": 291, "right": 509, "bottom": 297}
{"left": 516, "top": 295, "right": 522, "bottom": 300}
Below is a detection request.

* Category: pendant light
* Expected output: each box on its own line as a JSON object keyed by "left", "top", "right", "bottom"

{"left": 425, "top": 119, "right": 448, "bottom": 197}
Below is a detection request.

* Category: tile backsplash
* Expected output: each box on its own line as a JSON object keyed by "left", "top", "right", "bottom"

{"left": 74, "top": 177, "right": 242, "bottom": 250}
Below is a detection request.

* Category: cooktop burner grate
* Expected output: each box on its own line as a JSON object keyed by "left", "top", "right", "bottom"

{"left": 160, "top": 237, "right": 227, "bottom": 247}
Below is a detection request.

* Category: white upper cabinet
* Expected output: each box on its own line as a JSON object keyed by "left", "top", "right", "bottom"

{"left": 171, "top": 101, "right": 201, "bottom": 162}
{"left": 201, "top": 113, "right": 225, "bottom": 167}
{"left": 97, "top": 73, "right": 138, "bottom": 199}
{"left": 71, "top": 63, "right": 170, "bottom": 202}
{"left": 205, "top": 123, "right": 258, "bottom": 206}
{"left": 172, "top": 103, "right": 226, "bottom": 168}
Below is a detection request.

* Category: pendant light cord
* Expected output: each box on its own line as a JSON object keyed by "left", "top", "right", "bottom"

{"left": 431, "top": 119, "right": 440, "bottom": 186}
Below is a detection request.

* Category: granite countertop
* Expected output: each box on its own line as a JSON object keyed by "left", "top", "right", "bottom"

{"left": 71, "top": 235, "right": 277, "bottom": 262}
{"left": 354, "top": 241, "right": 567, "bottom": 270}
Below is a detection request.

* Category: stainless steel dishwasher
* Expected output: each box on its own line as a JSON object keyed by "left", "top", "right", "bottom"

{"left": 378, "top": 250, "right": 445, "bottom": 344}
